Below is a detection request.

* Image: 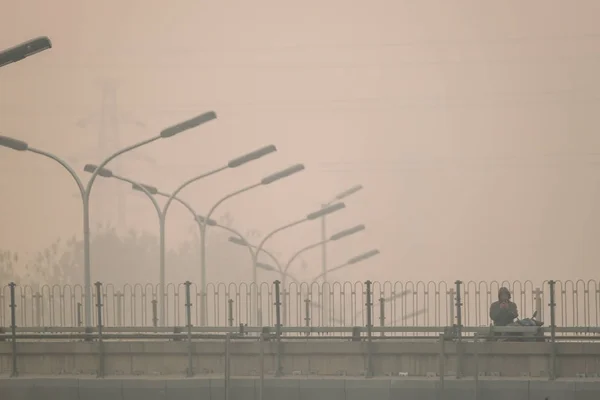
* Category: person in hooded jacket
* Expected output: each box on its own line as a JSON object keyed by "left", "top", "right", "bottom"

{"left": 489, "top": 287, "right": 518, "bottom": 328}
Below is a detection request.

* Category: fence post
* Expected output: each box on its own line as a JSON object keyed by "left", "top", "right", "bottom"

{"left": 34, "top": 292, "right": 41, "bottom": 327}
{"left": 116, "top": 291, "right": 123, "bottom": 327}
{"left": 274, "top": 280, "right": 283, "bottom": 377}
{"left": 454, "top": 281, "right": 463, "bottom": 339}
{"left": 304, "top": 298, "right": 311, "bottom": 336}
{"left": 77, "top": 302, "right": 82, "bottom": 327}
{"left": 534, "top": 287, "right": 542, "bottom": 321}
{"left": 224, "top": 333, "right": 231, "bottom": 400}
{"left": 184, "top": 281, "right": 194, "bottom": 377}
{"left": 448, "top": 288, "right": 455, "bottom": 326}
{"left": 365, "top": 280, "right": 373, "bottom": 378}
{"left": 228, "top": 299, "right": 234, "bottom": 327}
{"left": 95, "top": 281, "right": 104, "bottom": 378}
{"left": 151, "top": 299, "right": 158, "bottom": 328}
{"left": 9, "top": 282, "right": 18, "bottom": 377}
{"left": 548, "top": 280, "right": 557, "bottom": 381}
{"left": 379, "top": 297, "right": 385, "bottom": 337}
{"left": 259, "top": 332, "right": 265, "bottom": 400}
{"left": 474, "top": 333, "right": 479, "bottom": 400}
{"left": 454, "top": 280, "right": 463, "bottom": 379}
{"left": 438, "top": 333, "right": 445, "bottom": 400}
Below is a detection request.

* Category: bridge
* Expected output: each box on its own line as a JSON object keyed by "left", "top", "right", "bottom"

{"left": 2, "top": 280, "right": 600, "bottom": 399}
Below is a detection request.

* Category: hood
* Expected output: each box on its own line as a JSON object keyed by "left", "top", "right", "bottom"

{"left": 498, "top": 287, "right": 511, "bottom": 300}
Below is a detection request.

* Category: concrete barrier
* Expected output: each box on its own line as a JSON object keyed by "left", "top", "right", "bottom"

{"left": 1, "top": 377, "right": 600, "bottom": 399}
{"left": 3, "top": 340, "right": 600, "bottom": 378}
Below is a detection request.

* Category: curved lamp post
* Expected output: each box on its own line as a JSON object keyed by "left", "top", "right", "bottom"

{"left": 0, "top": 110, "right": 216, "bottom": 326}
{"left": 0, "top": 36, "right": 52, "bottom": 68}
{"left": 83, "top": 148, "right": 274, "bottom": 326}
{"left": 197, "top": 163, "right": 305, "bottom": 325}
{"left": 156, "top": 145, "right": 276, "bottom": 324}
{"left": 252, "top": 202, "right": 346, "bottom": 284}
{"left": 242, "top": 202, "right": 346, "bottom": 325}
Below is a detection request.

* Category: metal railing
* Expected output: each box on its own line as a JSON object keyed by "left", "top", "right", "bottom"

{"left": 1, "top": 279, "right": 599, "bottom": 330}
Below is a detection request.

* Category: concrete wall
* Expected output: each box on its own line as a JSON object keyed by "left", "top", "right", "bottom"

{"left": 1, "top": 377, "right": 600, "bottom": 400}
{"left": 2, "top": 340, "right": 600, "bottom": 379}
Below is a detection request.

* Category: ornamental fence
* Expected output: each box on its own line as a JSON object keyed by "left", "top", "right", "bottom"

{"left": 1, "top": 280, "right": 599, "bottom": 334}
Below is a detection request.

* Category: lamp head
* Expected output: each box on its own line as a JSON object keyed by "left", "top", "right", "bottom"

{"left": 0, "top": 136, "right": 28, "bottom": 151}
{"left": 329, "top": 224, "right": 365, "bottom": 241}
{"left": 306, "top": 202, "right": 345, "bottom": 220}
{"left": 132, "top": 183, "right": 158, "bottom": 195}
{"left": 83, "top": 164, "right": 113, "bottom": 178}
{"left": 347, "top": 249, "right": 380, "bottom": 265}
{"left": 0, "top": 36, "right": 52, "bottom": 68}
{"left": 228, "top": 237, "right": 247, "bottom": 246}
{"left": 256, "top": 262, "right": 276, "bottom": 272}
{"left": 196, "top": 215, "right": 217, "bottom": 226}
{"left": 261, "top": 164, "right": 305, "bottom": 185}
{"left": 335, "top": 184, "right": 363, "bottom": 200}
{"left": 227, "top": 145, "right": 277, "bottom": 168}
{"left": 159, "top": 111, "right": 217, "bottom": 138}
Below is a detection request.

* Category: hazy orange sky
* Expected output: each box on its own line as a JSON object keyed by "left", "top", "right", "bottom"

{"left": 2, "top": 0, "right": 600, "bottom": 285}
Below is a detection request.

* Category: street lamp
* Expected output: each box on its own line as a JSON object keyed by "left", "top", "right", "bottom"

{"left": 0, "top": 37, "right": 52, "bottom": 68}
{"left": 133, "top": 182, "right": 263, "bottom": 282}
{"left": 240, "top": 202, "right": 345, "bottom": 325}
{"left": 108, "top": 144, "right": 273, "bottom": 325}
{"left": 252, "top": 202, "right": 346, "bottom": 284}
{"left": 310, "top": 249, "right": 380, "bottom": 284}
{"left": 197, "top": 163, "right": 305, "bottom": 325}
{"left": 0, "top": 111, "right": 216, "bottom": 326}
{"left": 154, "top": 145, "right": 277, "bottom": 324}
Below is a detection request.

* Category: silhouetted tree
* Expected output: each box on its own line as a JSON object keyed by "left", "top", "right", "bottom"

{"left": 2, "top": 214, "right": 258, "bottom": 287}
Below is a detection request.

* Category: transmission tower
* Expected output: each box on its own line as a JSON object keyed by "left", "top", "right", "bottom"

{"left": 69, "top": 79, "right": 155, "bottom": 230}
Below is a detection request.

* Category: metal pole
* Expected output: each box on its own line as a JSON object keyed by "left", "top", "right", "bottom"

{"left": 365, "top": 280, "right": 373, "bottom": 378}
{"left": 77, "top": 302, "right": 82, "bottom": 327}
{"left": 9, "top": 282, "right": 18, "bottom": 377}
{"left": 228, "top": 299, "right": 234, "bottom": 327}
{"left": 439, "top": 333, "right": 445, "bottom": 400}
{"left": 455, "top": 280, "right": 463, "bottom": 379}
{"left": 95, "top": 281, "right": 104, "bottom": 378}
{"left": 151, "top": 299, "right": 158, "bottom": 328}
{"left": 474, "top": 333, "right": 479, "bottom": 400}
{"left": 259, "top": 332, "right": 265, "bottom": 400}
{"left": 320, "top": 210, "right": 328, "bottom": 326}
{"left": 274, "top": 280, "right": 283, "bottom": 377}
{"left": 83, "top": 196, "right": 92, "bottom": 327}
{"left": 158, "top": 216, "right": 166, "bottom": 326}
{"left": 549, "top": 280, "right": 557, "bottom": 381}
{"left": 185, "top": 281, "right": 194, "bottom": 377}
{"left": 199, "top": 223, "right": 207, "bottom": 326}
{"left": 225, "top": 333, "right": 231, "bottom": 400}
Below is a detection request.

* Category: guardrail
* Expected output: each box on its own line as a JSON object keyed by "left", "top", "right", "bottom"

{"left": 2, "top": 279, "right": 599, "bottom": 329}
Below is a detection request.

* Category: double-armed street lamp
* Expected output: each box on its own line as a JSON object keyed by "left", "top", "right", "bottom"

{"left": 83, "top": 144, "right": 277, "bottom": 325}
{"left": 0, "top": 111, "right": 217, "bottom": 326}
{"left": 0, "top": 37, "right": 52, "bottom": 68}
{"left": 230, "top": 202, "right": 347, "bottom": 287}
{"left": 229, "top": 202, "right": 346, "bottom": 325}
{"left": 197, "top": 164, "right": 306, "bottom": 325}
